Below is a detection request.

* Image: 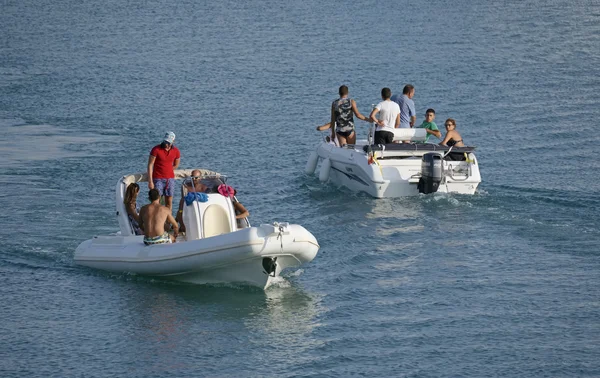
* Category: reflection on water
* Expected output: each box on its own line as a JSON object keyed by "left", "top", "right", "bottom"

{"left": 365, "top": 197, "right": 422, "bottom": 220}
{"left": 365, "top": 198, "right": 424, "bottom": 241}
{"left": 0, "top": 119, "right": 119, "bottom": 168}
{"left": 254, "top": 283, "right": 322, "bottom": 337}
{"left": 113, "top": 279, "right": 322, "bottom": 375}
{"left": 245, "top": 284, "right": 324, "bottom": 365}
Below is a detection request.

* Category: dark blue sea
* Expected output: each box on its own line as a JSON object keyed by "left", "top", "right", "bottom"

{"left": 2, "top": 0, "right": 599, "bottom": 377}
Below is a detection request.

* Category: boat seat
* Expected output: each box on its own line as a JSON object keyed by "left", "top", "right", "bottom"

{"left": 392, "top": 128, "right": 427, "bottom": 143}
{"left": 203, "top": 204, "right": 232, "bottom": 237}
{"left": 182, "top": 193, "right": 236, "bottom": 240}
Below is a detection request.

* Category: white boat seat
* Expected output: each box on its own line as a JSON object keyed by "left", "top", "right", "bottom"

{"left": 203, "top": 204, "right": 232, "bottom": 237}
{"left": 182, "top": 192, "right": 236, "bottom": 240}
{"left": 392, "top": 128, "right": 427, "bottom": 142}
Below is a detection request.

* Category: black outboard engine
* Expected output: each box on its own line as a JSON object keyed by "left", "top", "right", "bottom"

{"left": 262, "top": 257, "right": 278, "bottom": 277}
{"left": 418, "top": 152, "right": 443, "bottom": 194}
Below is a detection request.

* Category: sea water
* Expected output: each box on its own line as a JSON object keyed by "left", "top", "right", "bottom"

{"left": 1, "top": 0, "right": 599, "bottom": 376}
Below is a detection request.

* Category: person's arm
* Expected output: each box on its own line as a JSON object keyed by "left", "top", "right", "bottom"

{"left": 330, "top": 103, "right": 336, "bottom": 139}
{"left": 316, "top": 122, "right": 331, "bottom": 131}
{"left": 234, "top": 202, "right": 249, "bottom": 220}
{"left": 147, "top": 155, "right": 156, "bottom": 189}
{"left": 351, "top": 100, "right": 369, "bottom": 122}
{"left": 427, "top": 126, "right": 442, "bottom": 139}
{"left": 125, "top": 202, "right": 140, "bottom": 223}
{"left": 409, "top": 115, "right": 416, "bottom": 128}
{"left": 175, "top": 197, "right": 185, "bottom": 223}
{"left": 173, "top": 158, "right": 180, "bottom": 171}
{"left": 394, "top": 113, "right": 400, "bottom": 128}
{"left": 370, "top": 108, "right": 383, "bottom": 126}
{"left": 439, "top": 130, "right": 452, "bottom": 146}
{"left": 138, "top": 207, "right": 146, "bottom": 234}
{"left": 409, "top": 103, "right": 416, "bottom": 128}
{"left": 167, "top": 213, "right": 179, "bottom": 238}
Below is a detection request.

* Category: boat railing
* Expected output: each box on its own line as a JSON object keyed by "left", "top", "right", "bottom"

{"left": 446, "top": 163, "right": 471, "bottom": 181}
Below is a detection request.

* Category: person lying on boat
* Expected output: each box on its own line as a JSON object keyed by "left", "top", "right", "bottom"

{"left": 439, "top": 118, "right": 465, "bottom": 147}
{"left": 139, "top": 188, "right": 179, "bottom": 245}
{"left": 416, "top": 108, "right": 441, "bottom": 143}
{"left": 124, "top": 183, "right": 143, "bottom": 235}
{"left": 176, "top": 169, "right": 208, "bottom": 233}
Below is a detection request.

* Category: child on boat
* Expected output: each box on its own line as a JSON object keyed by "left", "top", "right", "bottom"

{"left": 416, "top": 108, "right": 441, "bottom": 143}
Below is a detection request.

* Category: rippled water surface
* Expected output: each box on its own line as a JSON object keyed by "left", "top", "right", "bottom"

{"left": 1, "top": 0, "right": 599, "bottom": 377}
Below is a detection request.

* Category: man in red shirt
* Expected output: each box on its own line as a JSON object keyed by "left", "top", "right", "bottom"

{"left": 147, "top": 132, "right": 181, "bottom": 210}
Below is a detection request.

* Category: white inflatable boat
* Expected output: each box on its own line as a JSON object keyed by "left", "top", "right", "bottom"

{"left": 305, "top": 128, "right": 481, "bottom": 198}
{"left": 74, "top": 169, "right": 320, "bottom": 289}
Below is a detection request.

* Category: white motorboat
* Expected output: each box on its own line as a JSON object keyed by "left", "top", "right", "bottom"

{"left": 305, "top": 128, "right": 481, "bottom": 198}
{"left": 74, "top": 169, "right": 319, "bottom": 289}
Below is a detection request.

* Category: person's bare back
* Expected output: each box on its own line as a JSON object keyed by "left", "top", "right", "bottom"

{"left": 139, "top": 189, "right": 179, "bottom": 243}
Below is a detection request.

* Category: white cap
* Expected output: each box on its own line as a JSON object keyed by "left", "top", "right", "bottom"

{"left": 163, "top": 131, "right": 176, "bottom": 144}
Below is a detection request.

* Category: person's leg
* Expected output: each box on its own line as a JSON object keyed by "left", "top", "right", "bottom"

{"left": 164, "top": 178, "right": 176, "bottom": 210}
{"left": 336, "top": 133, "right": 348, "bottom": 146}
{"left": 162, "top": 179, "right": 176, "bottom": 231}
{"left": 153, "top": 179, "right": 166, "bottom": 197}
{"left": 385, "top": 131, "right": 394, "bottom": 144}
{"left": 164, "top": 196, "right": 173, "bottom": 210}
{"left": 347, "top": 131, "right": 356, "bottom": 145}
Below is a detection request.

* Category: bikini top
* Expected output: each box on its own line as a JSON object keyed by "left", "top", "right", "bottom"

{"left": 447, "top": 138, "right": 463, "bottom": 147}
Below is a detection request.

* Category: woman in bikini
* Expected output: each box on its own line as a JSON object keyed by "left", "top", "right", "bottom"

{"left": 439, "top": 118, "right": 465, "bottom": 147}
{"left": 329, "top": 85, "right": 370, "bottom": 146}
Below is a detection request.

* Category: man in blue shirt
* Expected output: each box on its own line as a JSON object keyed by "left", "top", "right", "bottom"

{"left": 391, "top": 84, "right": 416, "bottom": 129}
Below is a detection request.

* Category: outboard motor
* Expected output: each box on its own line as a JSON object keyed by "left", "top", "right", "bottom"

{"left": 418, "top": 152, "right": 443, "bottom": 194}
{"left": 262, "top": 257, "right": 278, "bottom": 277}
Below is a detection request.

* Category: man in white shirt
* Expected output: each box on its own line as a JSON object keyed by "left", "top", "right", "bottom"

{"left": 369, "top": 87, "right": 401, "bottom": 145}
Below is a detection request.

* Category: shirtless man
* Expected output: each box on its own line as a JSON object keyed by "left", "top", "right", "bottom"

{"left": 139, "top": 188, "right": 179, "bottom": 245}
{"left": 175, "top": 169, "right": 207, "bottom": 233}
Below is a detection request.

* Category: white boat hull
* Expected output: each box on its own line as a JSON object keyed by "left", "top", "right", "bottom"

{"left": 75, "top": 223, "right": 319, "bottom": 289}
{"left": 75, "top": 168, "right": 319, "bottom": 289}
{"left": 312, "top": 137, "right": 481, "bottom": 198}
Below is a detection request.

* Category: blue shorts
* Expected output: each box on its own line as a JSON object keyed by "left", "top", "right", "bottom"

{"left": 153, "top": 178, "right": 176, "bottom": 197}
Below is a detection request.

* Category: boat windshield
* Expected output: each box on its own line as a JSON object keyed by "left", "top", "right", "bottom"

{"left": 182, "top": 175, "right": 226, "bottom": 193}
